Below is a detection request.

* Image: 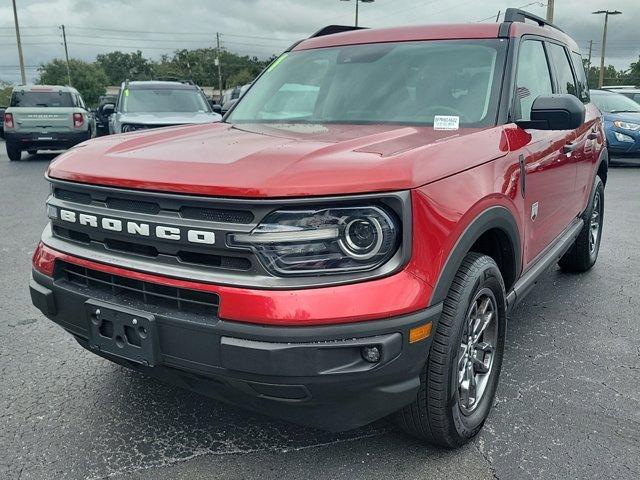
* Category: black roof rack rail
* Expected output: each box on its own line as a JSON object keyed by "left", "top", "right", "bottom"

{"left": 309, "top": 25, "right": 367, "bottom": 39}
{"left": 499, "top": 8, "right": 565, "bottom": 37}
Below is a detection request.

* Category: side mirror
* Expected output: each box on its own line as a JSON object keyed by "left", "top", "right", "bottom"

{"left": 520, "top": 94, "right": 585, "bottom": 130}
{"left": 211, "top": 103, "right": 222, "bottom": 115}
{"left": 102, "top": 103, "right": 116, "bottom": 116}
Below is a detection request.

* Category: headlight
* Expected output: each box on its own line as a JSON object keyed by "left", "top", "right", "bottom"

{"left": 613, "top": 120, "right": 640, "bottom": 131}
{"left": 229, "top": 206, "right": 400, "bottom": 276}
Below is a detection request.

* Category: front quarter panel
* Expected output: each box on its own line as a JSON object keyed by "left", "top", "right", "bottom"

{"left": 409, "top": 146, "right": 525, "bottom": 304}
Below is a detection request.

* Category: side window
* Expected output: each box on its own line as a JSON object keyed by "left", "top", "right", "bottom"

{"left": 77, "top": 94, "right": 86, "bottom": 110}
{"left": 515, "top": 40, "right": 553, "bottom": 121}
{"left": 569, "top": 52, "right": 590, "bottom": 103}
{"left": 547, "top": 43, "right": 577, "bottom": 97}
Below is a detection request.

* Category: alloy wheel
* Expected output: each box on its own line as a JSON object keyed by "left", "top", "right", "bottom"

{"left": 457, "top": 288, "right": 498, "bottom": 415}
{"left": 589, "top": 191, "right": 602, "bottom": 254}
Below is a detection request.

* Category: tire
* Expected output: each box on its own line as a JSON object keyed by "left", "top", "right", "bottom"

{"left": 6, "top": 142, "right": 22, "bottom": 162}
{"left": 558, "top": 176, "right": 604, "bottom": 272}
{"left": 396, "top": 252, "right": 507, "bottom": 448}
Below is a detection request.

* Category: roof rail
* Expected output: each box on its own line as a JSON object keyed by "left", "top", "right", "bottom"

{"left": 499, "top": 8, "right": 565, "bottom": 36}
{"left": 309, "top": 25, "right": 367, "bottom": 39}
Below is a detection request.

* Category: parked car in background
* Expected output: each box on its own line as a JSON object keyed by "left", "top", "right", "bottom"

{"left": 104, "top": 80, "right": 221, "bottom": 134}
{"left": 0, "top": 106, "right": 5, "bottom": 138}
{"left": 95, "top": 94, "right": 116, "bottom": 136}
{"left": 3, "top": 85, "right": 96, "bottom": 161}
{"left": 220, "top": 83, "right": 251, "bottom": 107}
{"left": 590, "top": 89, "right": 640, "bottom": 161}
{"left": 608, "top": 87, "right": 640, "bottom": 104}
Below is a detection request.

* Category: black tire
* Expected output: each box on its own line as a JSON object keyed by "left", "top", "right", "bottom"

{"left": 558, "top": 176, "right": 604, "bottom": 272}
{"left": 6, "top": 142, "right": 21, "bottom": 161}
{"left": 396, "top": 253, "right": 507, "bottom": 448}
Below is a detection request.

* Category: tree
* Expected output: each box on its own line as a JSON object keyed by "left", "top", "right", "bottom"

{"left": 0, "top": 79, "right": 11, "bottom": 106}
{"left": 628, "top": 55, "right": 640, "bottom": 85}
{"left": 227, "top": 67, "right": 255, "bottom": 88}
{"left": 95, "top": 50, "right": 153, "bottom": 85}
{"left": 37, "top": 59, "right": 108, "bottom": 107}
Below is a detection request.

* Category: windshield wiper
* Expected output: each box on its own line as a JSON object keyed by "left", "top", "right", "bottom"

{"left": 609, "top": 110, "right": 640, "bottom": 113}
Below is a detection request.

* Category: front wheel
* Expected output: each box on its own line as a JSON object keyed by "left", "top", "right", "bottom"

{"left": 6, "top": 142, "right": 22, "bottom": 161}
{"left": 559, "top": 176, "right": 604, "bottom": 272}
{"left": 396, "top": 252, "right": 506, "bottom": 448}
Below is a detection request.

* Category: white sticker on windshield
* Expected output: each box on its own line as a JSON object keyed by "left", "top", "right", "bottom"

{"left": 434, "top": 115, "right": 459, "bottom": 131}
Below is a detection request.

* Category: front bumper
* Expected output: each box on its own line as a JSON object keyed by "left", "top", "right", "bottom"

{"left": 30, "top": 258, "right": 440, "bottom": 431}
{"left": 4, "top": 130, "right": 88, "bottom": 150}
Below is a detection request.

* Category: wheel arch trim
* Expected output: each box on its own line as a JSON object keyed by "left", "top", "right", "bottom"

{"left": 429, "top": 206, "right": 522, "bottom": 305}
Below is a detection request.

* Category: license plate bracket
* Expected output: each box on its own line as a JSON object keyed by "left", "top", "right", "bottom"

{"left": 85, "top": 300, "right": 158, "bottom": 366}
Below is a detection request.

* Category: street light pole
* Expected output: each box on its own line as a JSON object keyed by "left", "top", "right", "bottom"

{"left": 11, "top": 0, "right": 26, "bottom": 84}
{"left": 546, "top": 0, "right": 554, "bottom": 22}
{"left": 340, "top": 0, "right": 374, "bottom": 28}
{"left": 592, "top": 10, "right": 622, "bottom": 88}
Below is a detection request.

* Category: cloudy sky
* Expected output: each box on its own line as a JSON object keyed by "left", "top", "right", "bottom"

{"left": 0, "top": 0, "right": 638, "bottom": 84}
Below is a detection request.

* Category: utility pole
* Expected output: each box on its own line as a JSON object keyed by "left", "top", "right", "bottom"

{"left": 216, "top": 32, "right": 223, "bottom": 100}
{"left": 11, "top": 0, "right": 26, "bottom": 84}
{"left": 546, "top": 0, "right": 554, "bottom": 22}
{"left": 593, "top": 10, "right": 622, "bottom": 88}
{"left": 340, "top": 0, "right": 374, "bottom": 28}
{"left": 586, "top": 39, "right": 593, "bottom": 88}
{"left": 61, "top": 25, "right": 72, "bottom": 86}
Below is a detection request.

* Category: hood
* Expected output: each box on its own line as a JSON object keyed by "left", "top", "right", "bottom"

{"left": 603, "top": 111, "right": 640, "bottom": 124}
{"left": 118, "top": 111, "right": 221, "bottom": 125}
{"left": 48, "top": 122, "right": 508, "bottom": 198}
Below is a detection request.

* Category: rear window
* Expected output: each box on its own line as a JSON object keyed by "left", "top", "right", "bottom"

{"left": 10, "top": 91, "right": 74, "bottom": 108}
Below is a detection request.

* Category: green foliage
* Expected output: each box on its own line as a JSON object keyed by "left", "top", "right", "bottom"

{"left": 0, "top": 81, "right": 11, "bottom": 106}
{"left": 37, "top": 59, "right": 108, "bottom": 107}
{"left": 227, "top": 67, "right": 256, "bottom": 88}
{"left": 95, "top": 50, "right": 154, "bottom": 85}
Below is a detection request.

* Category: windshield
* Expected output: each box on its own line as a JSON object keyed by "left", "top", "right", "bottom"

{"left": 10, "top": 91, "right": 73, "bottom": 108}
{"left": 590, "top": 90, "right": 640, "bottom": 113}
{"left": 229, "top": 40, "right": 506, "bottom": 126}
{"left": 121, "top": 87, "right": 211, "bottom": 113}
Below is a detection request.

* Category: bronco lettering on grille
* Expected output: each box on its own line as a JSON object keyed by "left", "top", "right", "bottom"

{"left": 58, "top": 209, "right": 216, "bottom": 245}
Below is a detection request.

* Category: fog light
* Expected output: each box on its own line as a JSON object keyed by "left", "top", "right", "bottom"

{"left": 361, "top": 345, "right": 381, "bottom": 363}
{"left": 614, "top": 131, "right": 634, "bottom": 143}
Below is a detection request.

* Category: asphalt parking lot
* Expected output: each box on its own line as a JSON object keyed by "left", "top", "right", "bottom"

{"left": 1, "top": 142, "right": 638, "bottom": 480}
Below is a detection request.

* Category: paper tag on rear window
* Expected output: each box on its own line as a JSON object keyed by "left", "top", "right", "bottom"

{"left": 433, "top": 115, "right": 459, "bottom": 131}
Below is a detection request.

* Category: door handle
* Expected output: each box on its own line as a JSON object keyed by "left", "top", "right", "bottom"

{"left": 563, "top": 141, "right": 579, "bottom": 154}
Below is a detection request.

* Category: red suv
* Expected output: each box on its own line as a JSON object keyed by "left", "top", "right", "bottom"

{"left": 30, "top": 9, "right": 607, "bottom": 447}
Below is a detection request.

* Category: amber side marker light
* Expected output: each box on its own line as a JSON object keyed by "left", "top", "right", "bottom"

{"left": 409, "top": 322, "right": 433, "bottom": 343}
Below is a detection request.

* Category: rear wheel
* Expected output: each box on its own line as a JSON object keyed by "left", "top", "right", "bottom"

{"left": 396, "top": 253, "right": 506, "bottom": 448}
{"left": 6, "top": 142, "right": 21, "bottom": 161}
{"left": 559, "top": 176, "right": 604, "bottom": 272}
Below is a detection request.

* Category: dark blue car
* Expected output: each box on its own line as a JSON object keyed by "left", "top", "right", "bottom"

{"left": 590, "top": 89, "right": 640, "bottom": 161}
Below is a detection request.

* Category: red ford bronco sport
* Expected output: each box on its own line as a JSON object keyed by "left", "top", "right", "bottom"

{"left": 30, "top": 9, "right": 607, "bottom": 447}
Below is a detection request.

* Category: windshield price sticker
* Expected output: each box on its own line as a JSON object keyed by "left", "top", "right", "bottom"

{"left": 434, "top": 115, "right": 460, "bottom": 131}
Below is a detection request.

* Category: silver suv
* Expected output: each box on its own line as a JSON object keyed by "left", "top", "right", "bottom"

{"left": 104, "top": 81, "right": 221, "bottom": 134}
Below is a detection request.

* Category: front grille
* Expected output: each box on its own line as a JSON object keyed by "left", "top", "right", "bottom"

{"left": 52, "top": 225, "right": 252, "bottom": 270}
{"left": 57, "top": 261, "right": 220, "bottom": 318}
{"left": 52, "top": 187, "right": 254, "bottom": 224}
{"left": 54, "top": 188, "right": 91, "bottom": 205}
